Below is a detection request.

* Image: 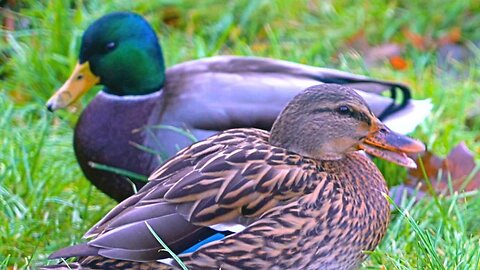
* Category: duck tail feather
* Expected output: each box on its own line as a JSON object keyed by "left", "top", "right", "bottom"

{"left": 48, "top": 243, "right": 100, "bottom": 259}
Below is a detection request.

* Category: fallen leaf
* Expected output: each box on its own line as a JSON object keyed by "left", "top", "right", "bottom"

{"left": 402, "top": 28, "right": 429, "bottom": 51}
{"left": 251, "top": 42, "right": 268, "bottom": 53}
{"left": 345, "top": 29, "right": 368, "bottom": 53}
{"left": 444, "top": 142, "right": 479, "bottom": 191}
{"left": 342, "top": 30, "right": 404, "bottom": 68}
{"left": 3, "top": 0, "right": 16, "bottom": 42}
{"left": 3, "top": 11, "right": 15, "bottom": 31}
{"left": 8, "top": 89, "right": 31, "bottom": 104}
{"left": 438, "top": 27, "right": 462, "bottom": 46}
{"left": 389, "top": 55, "right": 408, "bottom": 70}
{"left": 162, "top": 6, "right": 181, "bottom": 27}
{"left": 407, "top": 142, "right": 480, "bottom": 194}
{"left": 364, "top": 43, "right": 403, "bottom": 67}
{"left": 402, "top": 27, "right": 462, "bottom": 52}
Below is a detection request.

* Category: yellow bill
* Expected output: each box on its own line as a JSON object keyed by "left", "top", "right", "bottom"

{"left": 46, "top": 62, "right": 100, "bottom": 111}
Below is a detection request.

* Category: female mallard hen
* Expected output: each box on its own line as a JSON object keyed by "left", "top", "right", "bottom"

{"left": 46, "top": 11, "right": 429, "bottom": 202}
{"left": 44, "top": 84, "right": 425, "bottom": 270}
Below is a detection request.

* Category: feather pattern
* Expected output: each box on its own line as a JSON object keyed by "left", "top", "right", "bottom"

{"left": 173, "top": 152, "right": 390, "bottom": 270}
{"left": 87, "top": 129, "right": 326, "bottom": 236}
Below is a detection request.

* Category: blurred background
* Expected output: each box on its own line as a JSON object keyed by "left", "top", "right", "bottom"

{"left": 1, "top": 0, "right": 480, "bottom": 269}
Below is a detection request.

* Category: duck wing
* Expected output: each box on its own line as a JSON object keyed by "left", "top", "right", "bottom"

{"left": 50, "top": 129, "right": 323, "bottom": 262}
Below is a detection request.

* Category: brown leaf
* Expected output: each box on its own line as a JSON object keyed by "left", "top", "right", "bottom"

{"left": 444, "top": 142, "right": 480, "bottom": 191}
{"left": 3, "top": 0, "right": 17, "bottom": 42}
{"left": 8, "top": 90, "right": 31, "bottom": 104}
{"left": 402, "top": 28, "right": 428, "bottom": 50}
{"left": 342, "top": 29, "right": 405, "bottom": 68}
{"left": 345, "top": 29, "right": 369, "bottom": 53}
{"left": 407, "top": 142, "right": 480, "bottom": 194}
{"left": 438, "top": 27, "right": 462, "bottom": 46}
{"left": 364, "top": 43, "right": 403, "bottom": 67}
{"left": 402, "top": 27, "right": 462, "bottom": 52}
{"left": 162, "top": 6, "right": 181, "bottom": 27}
{"left": 389, "top": 55, "right": 408, "bottom": 70}
{"left": 251, "top": 42, "right": 268, "bottom": 53}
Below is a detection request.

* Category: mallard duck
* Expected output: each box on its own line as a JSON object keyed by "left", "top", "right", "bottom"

{"left": 43, "top": 84, "right": 425, "bottom": 270}
{"left": 46, "top": 12, "right": 430, "bottom": 202}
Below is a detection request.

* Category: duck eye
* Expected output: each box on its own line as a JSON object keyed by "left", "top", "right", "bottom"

{"left": 337, "top": 105, "right": 352, "bottom": 115}
{"left": 105, "top": 42, "right": 116, "bottom": 52}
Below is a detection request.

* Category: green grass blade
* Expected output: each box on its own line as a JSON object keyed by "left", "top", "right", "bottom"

{"left": 144, "top": 221, "right": 189, "bottom": 270}
{"left": 88, "top": 162, "right": 148, "bottom": 182}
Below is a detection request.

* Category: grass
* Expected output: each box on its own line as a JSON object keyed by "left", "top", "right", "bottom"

{"left": 145, "top": 221, "right": 189, "bottom": 270}
{"left": 1, "top": 0, "right": 480, "bottom": 269}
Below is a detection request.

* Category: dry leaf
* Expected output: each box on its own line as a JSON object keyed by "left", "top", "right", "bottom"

{"left": 251, "top": 42, "right": 268, "bottom": 53}
{"left": 438, "top": 27, "right": 462, "bottom": 46}
{"left": 8, "top": 89, "right": 31, "bottom": 104}
{"left": 342, "top": 29, "right": 404, "bottom": 68}
{"left": 345, "top": 29, "right": 368, "bottom": 53}
{"left": 162, "top": 6, "right": 181, "bottom": 27}
{"left": 407, "top": 142, "right": 480, "bottom": 194}
{"left": 389, "top": 55, "right": 408, "bottom": 70}
{"left": 364, "top": 43, "right": 403, "bottom": 67}
{"left": 402, "top": 28, "right": 429, "bottom": 50}
{"left": 402, "top": 27, "right": 462, "bottom": 52}
{"left": 3, "top": 0, "right": 17, "bottom": 42}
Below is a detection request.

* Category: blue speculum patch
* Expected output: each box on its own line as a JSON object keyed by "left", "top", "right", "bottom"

{"left": 181, "top": 233, "right": 227, "bottom": 254}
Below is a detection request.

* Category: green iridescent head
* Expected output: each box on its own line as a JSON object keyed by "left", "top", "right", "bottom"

{"left": 46, "top": 12, "right": 165, "bottom": 111}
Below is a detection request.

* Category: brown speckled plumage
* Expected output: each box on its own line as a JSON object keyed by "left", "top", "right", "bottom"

{"left": 172, "top": 149, "right": 390, "bottom": 270}
{"left": 42, "top": 84, "right": 424, "bottom": 270}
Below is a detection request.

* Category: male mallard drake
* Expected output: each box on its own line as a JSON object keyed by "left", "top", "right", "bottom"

{"left": 46, "top": 12, "right": 430, "bottom": 202}
{"left": 44, "top": 84, "right": 425, "bottom": 270}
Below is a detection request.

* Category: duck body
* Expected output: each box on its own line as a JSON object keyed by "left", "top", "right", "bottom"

{"left": 44, "top": 85, "right": 425, "bottom": 269}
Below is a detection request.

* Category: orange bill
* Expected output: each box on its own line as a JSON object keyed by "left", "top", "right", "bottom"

{"left": 359, "top": 122, "right": 425, "bottom": 168}
{"left": 46, "top": 62, "right": 100, "bottom": 111}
